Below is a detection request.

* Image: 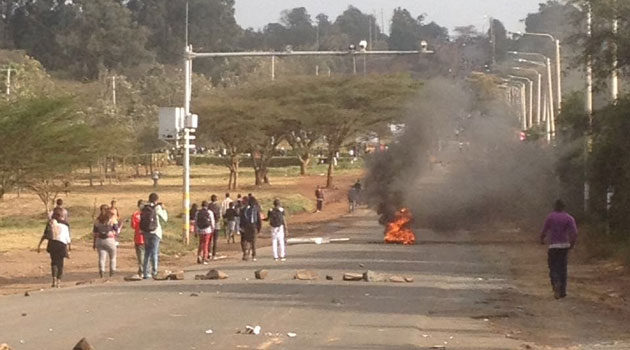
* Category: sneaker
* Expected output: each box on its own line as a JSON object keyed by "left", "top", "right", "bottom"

{"left": 197, "top": 256, "right": 202, "bottom": 264}
{"left": 252, "top": 258, "right": 257, "bottom": 262}
{"left": 280, "top": 258, "right": 287, "bottom": 261}
{"left": 203, "top": 261, "right": 209, "bottom": 265}
{"left": 242, "top": 256, "right": 248, "bottom": 261}
{"left": 274, "top": 258, "right": 279, "bottom": 262}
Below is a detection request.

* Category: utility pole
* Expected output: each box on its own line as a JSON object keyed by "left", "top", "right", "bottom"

{"left": 1, "top": 67, "right": 15, "bottom": 96}
{"left": 584, "top": 2, "right": 593, "bottom": 213}
{"left": 271, "top": 55, "right": 276, "bottom": 81}
{"left": 111, "top": 75, "right": 117, "bottom": 106}
{"left": 611, "top": 0, "right": 619, "bottom": 103}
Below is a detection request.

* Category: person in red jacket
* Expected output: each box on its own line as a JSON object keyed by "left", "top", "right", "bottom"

{"left": 130, "top": 199, "right": 145, "bottom": 276}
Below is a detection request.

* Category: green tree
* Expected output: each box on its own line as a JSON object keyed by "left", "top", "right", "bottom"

{"left": 0, "top": 97, "right": 98, "bottom": 209}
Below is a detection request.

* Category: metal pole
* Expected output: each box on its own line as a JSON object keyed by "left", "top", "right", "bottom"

{"left": 544, "top": 93, "right": 551, "bottom": 143}
{"left": 611, "top": 10, "right": 619, "bottom": 103}
{"left": 555, "top": 40, "right": 562, "bottom": 113}
{"left": 353, "top": 55, "right": 357, "bottom": 75}
{"left": 518, "top": 84, "right": 527, "bottom": 130}
{"left": 536, "top": 73, "right": 542, "bottom": 125}
{"left": 363, "top": 55, "right": 367, "bottom": 76}
{"left": 5, "top": 69, "right": 10, "bottom": 96}
{"left": 183, "top": 45, "right": 192, "bottom": 246}
{"left": 315, "top": 65, "right": 319, "bottom": 76}
{"left": 112, "top": 76, "right": 117, "bottom": 106}
{"left": 585, "top": 4, "right": 593, "bottom": 213}
{"left": 546, "top": 57, "right": 555, "bottom": 139}
{"left": 271, "top": 55, "right": 276, "bottom": 81}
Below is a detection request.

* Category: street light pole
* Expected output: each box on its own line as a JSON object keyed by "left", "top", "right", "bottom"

{"left": 509, "top": 75, "right": 533, "bottom": 129}
{"left": 183, "top": 44, "right": 193, "bottom": 246}
{"left": 513, "top": 67, "right": 542, "bottom": 126}
{"left": 611, "top": 7, "right": 619, "bottom": 102}
{"left": 519, "top": 32, "right": 562, "bottom": 115}
{"left": 585, "top": 3, "right": 593, "bottom": 213}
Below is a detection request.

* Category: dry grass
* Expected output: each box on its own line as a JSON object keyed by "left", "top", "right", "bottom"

{"left": 0, "top": 163, "right": 361, "bottom": 253}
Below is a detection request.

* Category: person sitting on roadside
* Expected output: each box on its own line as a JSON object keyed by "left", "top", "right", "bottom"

{"left": 37, "top": 207, "right": 71, "bottom": 288}
{"left": 195, "top": 201, "right": 215, "bottom": 265}
{"left": 93, "top": 204, "right": 118, "bottom": 278}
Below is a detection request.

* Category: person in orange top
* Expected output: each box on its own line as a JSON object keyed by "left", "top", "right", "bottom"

{"left": 130, "top": 199, "right": 145, "bottom": 276}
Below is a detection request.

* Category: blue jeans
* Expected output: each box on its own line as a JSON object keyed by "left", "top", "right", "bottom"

{"left": 143, "top": 233, "right": 161, "bottom": 278}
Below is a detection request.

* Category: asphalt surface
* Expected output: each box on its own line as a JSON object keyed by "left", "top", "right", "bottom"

{"left": 2, "top": 210, "right": 536, "bottom": 350}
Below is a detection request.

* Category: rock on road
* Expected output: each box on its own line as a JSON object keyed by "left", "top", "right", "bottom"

{"left": 0, "top": 209, "right": 620, "bottom": 350}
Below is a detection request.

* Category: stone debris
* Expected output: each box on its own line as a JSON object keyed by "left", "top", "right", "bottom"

{"left": 190, "top": 293, "right": 199, "bottom": 297}
{"left": 24, "top": 291, "right": 30, "bottom": 297}
{"left": 167, "top": 271, "right": 185, "bottom": 280}
{"left": 404, "top": 277, "right": 414, "bottom": 283}
{"left": 255, "top": 269, "right": 269, "bottom": 280}
{"left": 197, "top": 269, "right": 229, "bottom": 280}
{"left": 294, "top": 270, "right": 318, "bottom": 280}
{"left": 72, "top": 338, "right": 94, "bottom": 350}
{"left": 343, "top": 273, "right": 363, "bottom": 281}
{"left": 124, "top": 275, "right": 143, "bottom": 282}
{"left": 205, "top": 329, "right": 213, "bottom": 334}
{"left": 359, "top": 263, "right": 365, "bottom": 268}
{"left": 389, "top": 275, "right": 406, "bottom": 283}
{"left": 287, "top": 332, "right": 297, "bottom": 338}
{"left": 431, "top": 346, "right": 446, "bottom": 350}
{"left": 326, "top": 275, "right": 334, "bottom": 280}
{"left": 363, "top": 270, "right": 387, "bottom": 282}
{"left": 331, "top": 298, "right": 344, "bottom": 305}
{"left": 21, "top": 313, "right": 27, "bottom": 317}
{"left": 0, "top": 343, "right": 12, "bottom": 350}
{"left": 153, "top": 270, "right": 172, "bottom": 281}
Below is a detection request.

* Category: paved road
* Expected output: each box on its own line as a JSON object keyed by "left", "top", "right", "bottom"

{"left": 1, "top": 210, "right": 537, "bottom": 350}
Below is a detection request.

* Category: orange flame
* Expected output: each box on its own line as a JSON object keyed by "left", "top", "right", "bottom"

{"left": 384, "top": 208, "right": 416, "bottom": 245}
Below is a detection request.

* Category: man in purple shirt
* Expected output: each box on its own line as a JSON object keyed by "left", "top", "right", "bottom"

{"left": 540, "top": 199, "right": 578, "bottom": 299}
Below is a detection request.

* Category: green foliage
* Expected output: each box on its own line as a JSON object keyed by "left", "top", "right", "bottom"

{"left": 0, "top": 97, "right": 98, "bottom": 207}
{"left": 590, "top": 96, "right": 630, "bottom": 233}
{"left": 388, "top": 8, "right": 449, "bottom": 50}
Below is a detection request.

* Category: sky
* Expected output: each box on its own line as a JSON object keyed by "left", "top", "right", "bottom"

{"left": 234, "top": 0, "right": 544, "bottom": 35}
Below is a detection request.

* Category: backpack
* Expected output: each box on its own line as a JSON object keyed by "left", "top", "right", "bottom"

{"left": 269, "top": 208, "right": 284, "bottom": 228}
{"left": 197, "top": 208, "right": 211, "bottom": 229}
{"left": 242, "top": 205, "right": 258, "bottom": 225}
{"left": 140, "top": 204, "right": 158, "bottom": 233}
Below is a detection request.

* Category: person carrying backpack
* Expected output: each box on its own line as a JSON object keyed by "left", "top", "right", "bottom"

{"left": 195, "top": 201, "right": 215, "bottom": 264}
{"left": 266, "top": 199, "right": 288, "bottom": 261}
{"left": 240, "top": 197, "right": 260, "bottom": 261}
{"left": 140, "top": 192, "right": 168, "bottom": 279}
{"left": 208, "top": 194, "right": 222, "bottom": 260}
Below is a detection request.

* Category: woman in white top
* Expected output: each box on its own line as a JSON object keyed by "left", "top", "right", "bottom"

{"left": 37, "top": 207, "right": 72, "bottom": 288}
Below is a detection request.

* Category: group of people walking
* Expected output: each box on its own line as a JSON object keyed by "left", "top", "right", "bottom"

{"left": 190, "top": 193, "right": 288, "bottom": 263}
{"left": 36, "top": 191, "right": 290, "bottom": 287}
{"left": 38, "top": 194, "right": 169, "bottom": 286}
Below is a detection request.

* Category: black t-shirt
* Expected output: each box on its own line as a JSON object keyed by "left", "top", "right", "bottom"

{"left": 224, "top": 208, "right": 237, "bottom": 221}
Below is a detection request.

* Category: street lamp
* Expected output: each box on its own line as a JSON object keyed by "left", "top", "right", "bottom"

{"left": 517, "top": 32, "right": 562, "bottom": 115}
{"left": 508, "top": 75, "right": 533, "bottom": 130}
{"left": 512, "top": 67, "right": 542, "bottom": 126}
{"left": 513, "top": 57, "right": 555, "bottom": 140}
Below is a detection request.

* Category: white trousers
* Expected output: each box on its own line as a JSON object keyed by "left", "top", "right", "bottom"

{"left": 271, "top": 226, "right": 286, "bottom": 259}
